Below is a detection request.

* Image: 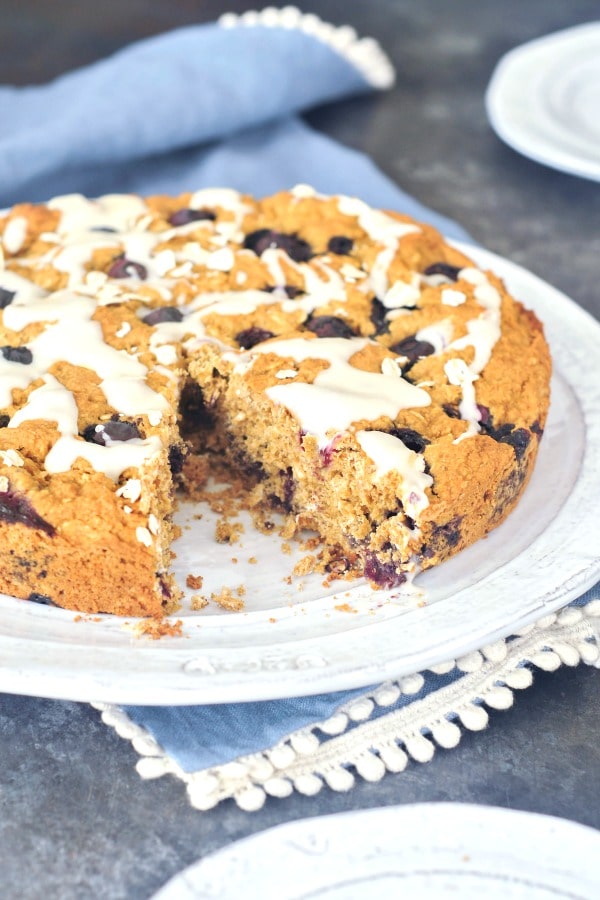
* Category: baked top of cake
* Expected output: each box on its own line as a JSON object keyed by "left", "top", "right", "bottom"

{"left": 0, "top": 186, "right": 551, "bottom": 616}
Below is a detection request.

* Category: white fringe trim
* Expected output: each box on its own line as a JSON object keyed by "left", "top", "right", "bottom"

{"left": 218, "top": 6, "right": 395, "bottom": 90}
{"left": 92, "top": 599, "right": 600, "bottom": 813}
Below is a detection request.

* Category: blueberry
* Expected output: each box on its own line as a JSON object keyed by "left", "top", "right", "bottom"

{"left": 243, "top": 229, "right": 313, "bottom": 263}
{"left": 235, "top": 326, "right": 275, "bottom": 349}
{"left": 479, "top": 413, "right": 532, "bottom": 460}
{"left": 27, "top": 592, "right": 56, "bottom": 606}
{"left": 487, "top": 424, "right": 531, "bottom": 460}
{"left": 168, "top": 444, "right": 187, "bottom": 476}
{"left": 0, "top": 489, "right": 55, "bottom": 535}
{"left": 107, "top": 255, "right": 147, "bottom": 280}
{"left": 142, "top": 306, "right": 184, "bottom": 326}
{"left": 1, "top": 345, "right": 33, "bottom": 365}
{"left": 231, "top": 448, "right": 266, "bottom": 482}
{"left": 319, "top": 444, "right": 336, "bottom": 467}
{"left": 82, "top": 419, "right": 141, "bottom": 446}
{"left": 327, "top": 235, "right": 353, "bottom": 255}
{"left": 443, "top": 403, "right": 461, "bottom": 419}
{"left": 476, "top": 404, "right": 492, "bottom": 427}
{"left": 422, "top": 516, "right": 463, "bottom": 559}
{"left": 388, "top": 427, "right": 430, "bottom": 454}
{"left": 370, "top": 298, "right": 389, "bottom": 335}
{"left": 364, "top": 552, "right": 407, "bottom": 589}
{"left": 264, "top": 284, "right": 303, "bottom": 299}
{"left": 168, "top": 208, "right": 216, "bottom": 227}
{"left": 0, "top": 415, "right": 9, "bottom": 428}
{"left": 531, "top": 420, "right": 544, "bottom": 439}
{"left": 268, "top": 468, "right": 295, "bottom": 513}
{"left": 0, "top": 288, "right": 15, "bottom": 309}
{"left": 504, "top": 428, "right": 531, "bottom": 460}
{"left": 304, "top": 315, "right": 356, "bottom": 339}
{"left": 389, "top": 335, "right": 435, "bottom": 367}
{"left": 283, "top": 469, "right": 295, "bottom": 510}
{"left": 438, "top": 519, "right": 462, "bottom": 546}
{"left": 159, "top": 576, "right": 172, "bottom": 601}
{"left": 423, "top": 262, "right": 462, "bottom": 281}
{"left": 179, "top": 380, "right": 212, "bottom": 432}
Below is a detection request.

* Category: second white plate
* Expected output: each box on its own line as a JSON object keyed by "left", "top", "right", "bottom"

{"left": 151, "top": 803, "right": 600, "bottom": 899}
{"left": 486, "top": 23, "right": 600, "bottom": 181}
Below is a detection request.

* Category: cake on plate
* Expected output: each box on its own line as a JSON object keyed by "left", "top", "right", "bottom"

{"left": 0, "top": 186, "right": 551, "bottom": 616}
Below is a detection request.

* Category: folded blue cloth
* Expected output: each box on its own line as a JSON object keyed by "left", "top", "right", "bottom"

{"left": 3, "top": 10, "right": 556, "bottom": 777}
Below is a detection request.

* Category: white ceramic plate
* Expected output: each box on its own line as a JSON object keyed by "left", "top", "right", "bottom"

{"left": 486, "top": 23, "right": 600, "bottom": 181}
{"left": 151, "top": 803, "right": 600, "bottom": 899}
{"left": 0, "top": 243, "right": 598, "bottom": 705}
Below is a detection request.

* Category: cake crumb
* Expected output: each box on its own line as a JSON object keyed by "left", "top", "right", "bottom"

{"left": 293, "top": 554, "right": 319, "bottom": 577}
{"left": 211, "top": 585, "right": 245, "bottom": 611}
{"left": 134, "top": 618, "right": 184, "bottom": 640}
{"left": 334, "top": 603, "right": 357, "bottom": 614}
{"left": 186, "top": 574, "right": 203, "bottom": 590}
{"left": 191, "top": 595, "right": 209, "bottom": 610}
{"left": 215, "top": 517, "right": 244, "bottom": 544}
{"left": 248, "top": 556, "right": 257, "bottom": 564}
{"left": 281, "top": 541, "right": 292, "bottom": 555}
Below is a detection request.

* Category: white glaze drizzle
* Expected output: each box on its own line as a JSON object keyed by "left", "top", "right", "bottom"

{"left": 261, "top": 248, "right": 347, "bottom": 305}
{"left": 2, "top": 216, "right": 28, "bottom": 255}
{"left": 0, "top": 271, "right": 47, "bottom": 304}
{"left": 336, "top": 195, "right": 420, "bottom": 299}
{"left": 444, "top": 270, "right": 503, "bottom": 441}
{"left": 243, "top": 337, "right": 430, "bottom": 447}
{"left": 441, "top": 288, "right": 466, "bottom": 306}
{"left": 381, "top": 277, "right": 421, "bottom": 309}
{"left": 48, "top": 193, "right": 148, "bottom": 234}
{"left": 415, "top": 318, "right": 455, "bottom": 354}
{"left": 8, "top": 374, "right": 163, "bottom": 478}
{"left": 356, "top": 430, "right": 432, "bottom": 519}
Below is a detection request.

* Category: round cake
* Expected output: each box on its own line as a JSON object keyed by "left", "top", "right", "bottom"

{"left": 0, "top": 185, "right": 551, "bottom": 615}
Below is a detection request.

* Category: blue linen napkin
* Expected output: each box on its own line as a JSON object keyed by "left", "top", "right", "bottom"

{"left": 4, "top": 9, "right": 579, "bottom": 779}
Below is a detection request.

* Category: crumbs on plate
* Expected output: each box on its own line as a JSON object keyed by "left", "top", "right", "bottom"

{"left": 211, "top": 585, "right": 246, "bottom": 611}
{"left": 133, "top": 618, "right": 184, "bottom": 640}
{"left": 186, "top": 574, "right": 204, "bottom": 590}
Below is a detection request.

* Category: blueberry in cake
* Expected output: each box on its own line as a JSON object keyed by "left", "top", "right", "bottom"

{"left": 0, "top": 186, "right": 551, "bottom": 615}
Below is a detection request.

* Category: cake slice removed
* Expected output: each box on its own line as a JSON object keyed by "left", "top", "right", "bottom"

{"left": 189, "top": 285, "right": 550, "bottom": 589}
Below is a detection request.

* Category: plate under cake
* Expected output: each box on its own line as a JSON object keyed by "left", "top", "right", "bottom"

{"left": 0, "top": 186, "right": 551, "bottom": 615}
